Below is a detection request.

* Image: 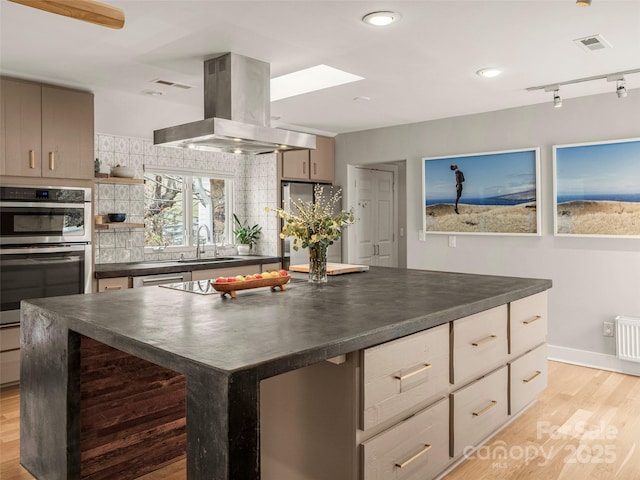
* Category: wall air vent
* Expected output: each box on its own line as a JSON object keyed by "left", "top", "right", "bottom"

{"left": 151, "top": 79, "right": 193, "bottom": 90}
{"left": 573, "top": 34, "right": 612, "bottom": 52}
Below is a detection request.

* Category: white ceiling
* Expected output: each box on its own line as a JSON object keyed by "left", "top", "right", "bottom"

{"left": 1, "top": 0, "right": 639, "bottom": 136}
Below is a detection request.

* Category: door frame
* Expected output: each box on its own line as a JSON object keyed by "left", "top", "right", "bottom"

{"left": 346, "top": 163, "right": 399, "bottom": 266}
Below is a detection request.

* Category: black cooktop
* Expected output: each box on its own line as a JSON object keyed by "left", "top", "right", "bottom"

{"left": 159, "top": 280, "right": 218, "bottom": 295}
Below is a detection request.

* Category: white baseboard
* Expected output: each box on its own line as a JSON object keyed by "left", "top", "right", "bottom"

{"left": 547, "top": 344, "right": 640, "bottom": 377}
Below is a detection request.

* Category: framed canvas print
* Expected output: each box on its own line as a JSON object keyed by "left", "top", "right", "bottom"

{"left": 553, "top": 138, "right": 640, "bottom": 237}
{"left": 422, "top": 148, "right": 541, "bottom": 235}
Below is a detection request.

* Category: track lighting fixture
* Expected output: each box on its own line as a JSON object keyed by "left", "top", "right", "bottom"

{"left": 576, "top": 0, "right": 592, "bottom": 6}
{"left": 553, "top": 90, "right": 562, "bottom": 108}
{"left": 527, "top": 67, "right": 639, "bottom": 106}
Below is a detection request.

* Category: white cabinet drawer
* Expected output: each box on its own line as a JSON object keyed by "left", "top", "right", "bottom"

{"left": 362, "top": 324, "right": 449, "bottom": 430}
{"left": 97, "top": 276, "right": 130, "bottom": 292}
{"left": 362, "top": 397, "right": 449, "bottom": 480}
{"left": 1, "top": 349, "right": 20, "bottom": 385}
{"left": 509, "top": 292, "right": 547, "bottom": 358}
{"left": 451, "top": 306, "right": 507, "bottom": 387}
{"left": 1, "top": 326, "right": 20, "bottom": 351}
{"left": 451, "top": 365, "right": 508, "bottom": 458}
{"left": 509, "top": 343, "right": 547, "bottom": 415}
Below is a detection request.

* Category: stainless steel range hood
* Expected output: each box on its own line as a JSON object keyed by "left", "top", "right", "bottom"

{"left": 154, "top": 53, "right": 316, "bottom": 155}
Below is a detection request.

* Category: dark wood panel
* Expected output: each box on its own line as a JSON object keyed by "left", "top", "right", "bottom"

{"left": 80, "top": 336, "right": 186, "bottom": 480}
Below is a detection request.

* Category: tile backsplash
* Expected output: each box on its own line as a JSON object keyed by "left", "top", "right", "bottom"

{"left": 94, "top": 133, "right": 279, "bottom": 264}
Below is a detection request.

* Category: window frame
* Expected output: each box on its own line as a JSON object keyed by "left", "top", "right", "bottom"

{"left": 143, "top": 165, "right": 235, "bottom": 253}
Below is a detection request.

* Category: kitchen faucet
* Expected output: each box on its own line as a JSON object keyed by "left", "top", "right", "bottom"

{"left": 195, "top": 224, "right": 211, "bottom": 259}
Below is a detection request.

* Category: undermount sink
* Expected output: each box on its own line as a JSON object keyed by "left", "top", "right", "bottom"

{"left": 177, "top": 256, "right": 238, "bottom": 264}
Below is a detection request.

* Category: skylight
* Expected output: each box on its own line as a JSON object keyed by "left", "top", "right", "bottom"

{"left": 271, "top": 65, "right": 364, "bottom": 102}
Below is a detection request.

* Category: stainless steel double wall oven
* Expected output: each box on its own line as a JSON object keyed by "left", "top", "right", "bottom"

{"left": 0, "top": 185, "right": 92, "bottom": 327}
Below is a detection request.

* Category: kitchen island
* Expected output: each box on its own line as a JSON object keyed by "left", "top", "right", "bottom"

{"left": 20, "top": 267, "right": 551, "bottom": 480}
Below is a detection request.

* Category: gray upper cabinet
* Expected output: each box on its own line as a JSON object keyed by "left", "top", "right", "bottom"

{"left": 1, "top": 78, "right": 42, "bottom": 177}
{"left": 1, "top": 77, "right": 94, "bottom": 180}
{"left": 280, "top": 135, "right": 335, "bottom": 183}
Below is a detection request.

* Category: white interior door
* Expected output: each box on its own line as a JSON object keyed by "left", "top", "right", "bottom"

{"left": 354, "top": 167, "right": 396, "bottom": 267}
{"left": 355, "top": 168, "right": 374, "bottom": 265}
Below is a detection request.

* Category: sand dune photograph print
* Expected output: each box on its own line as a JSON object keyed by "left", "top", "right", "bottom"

{"left": 423, "top": 148, "right": 540, "bottom": 235}
{"left": 554, "top": 138, "right": 640, "bottom": 237}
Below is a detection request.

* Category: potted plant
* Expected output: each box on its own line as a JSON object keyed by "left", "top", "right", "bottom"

{"left": 233, "top": 214, "right": 262, "bottom": 255}
{"left": 267, "top": 185, "right": 355, "bottom": 283}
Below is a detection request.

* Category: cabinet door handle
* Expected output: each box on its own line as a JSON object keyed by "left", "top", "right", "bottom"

{"left": 302, "top": 162, "right": 306, "bottom": 175}
{"left": 29, "top": 150, "right": 35, "bottom": 169}
{"left": 104, "top": 285, "right": 123, "bottom": 291}
{"left": 523, "top": 370, "right": 542, "bottom": 383}
{"left": 395, "top": 444, "right": 432, "bottom": 469}
{"left": 313, "top": 162, "right": 317, "bottom": 175}
{"left": 523, "top": 315, "right": 542, "bottom": 325}
{"left": 472, "top": 400, "right": 497, "bottom": 417}
{"left": 472, "top": 334, "right": 497, "bottom": 347}
{"left": 49, "top": 152, "right": 55, "bottom": 170}
{"left": 394, "top": 363, "right": 432, "bottom": 381}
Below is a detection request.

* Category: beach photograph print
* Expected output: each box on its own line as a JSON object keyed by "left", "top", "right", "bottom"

{"left": 554, "top": 138, "right": 640, "bottom": 237}
{"left": 423, "top": 148, "right": 540, "bottom": 235}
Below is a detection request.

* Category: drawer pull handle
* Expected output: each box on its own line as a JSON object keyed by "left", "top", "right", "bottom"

{"left": 523, "top": 315, "right": 542, "bottom": 325}
{"left": 472, "top": 335, "right": 497, "bottom": 347}
{"left": 394, "top": 363, "right": 432, "bottom": 381}
{"left": 29, "top": 150, "right": 35, "bottom": 169}
{"left": 104, "top": 285, "right": 123, "bottom": 290}
{"left": 395, "top": 444, "right": 432, "bottom": 468}
{"left": 472, "top": 400, "right": 497, "bottom": 417}
{"left": 523, "top": 370, "right": 542, "bottom": 383}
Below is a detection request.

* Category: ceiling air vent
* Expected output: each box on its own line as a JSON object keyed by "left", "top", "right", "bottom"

{"left": 573, "top": 34, "right": 612, "bottom": 52}
{"left": 151, "top": 79, "right": 193, "bottom": 90}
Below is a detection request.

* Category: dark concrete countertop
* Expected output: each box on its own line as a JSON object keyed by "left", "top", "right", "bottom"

{"left": 20, "top": 266, "right": 551, "bottom": 480}
{"left": 94, "top": 255, "right": 281, "bottom": 279}
{"left": 28, "top": 267, "right": 552, "bottom": 377}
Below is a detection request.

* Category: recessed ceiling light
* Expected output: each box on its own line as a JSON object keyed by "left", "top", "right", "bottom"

{"left": 271, "top": 65, "right": 364, "bottom": 101}
{"left": 476, "top": 68, "right": 503, "bottom": 78}
{"left": 142, "top": 89, "right": 164, "bottom": 96}
{"left": 354, "top": 96, "right": 371, "bottom": 101}
{"left": 362, "top": 11, "right": 401, "bottom": 26}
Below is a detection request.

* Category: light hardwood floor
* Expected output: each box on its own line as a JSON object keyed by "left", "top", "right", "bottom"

{"left": 1, "top": 361, "right": 639, "bottom": 480}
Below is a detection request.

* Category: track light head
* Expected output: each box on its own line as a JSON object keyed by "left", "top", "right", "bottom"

{"left": 616, "top": 79, "right": 627, "bottom": 98}
{"left": 576, "top": 0, "right": 592, "bottom": 6}
{"left": 553, "top": 89, "right": 562, "bottom": 108}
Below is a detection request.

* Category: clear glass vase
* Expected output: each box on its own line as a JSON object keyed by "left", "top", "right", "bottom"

{"left": 308, "top": 243, "right": 328, "bottom": 283}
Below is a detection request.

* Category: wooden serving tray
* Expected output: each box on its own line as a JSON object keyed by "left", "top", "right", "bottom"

{"left": 211, "top": 275, "right": 290, "bottom": 299}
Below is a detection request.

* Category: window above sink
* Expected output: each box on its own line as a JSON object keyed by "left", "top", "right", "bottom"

{"left": 144, "top": 166, "right": 234, "bottom": 250}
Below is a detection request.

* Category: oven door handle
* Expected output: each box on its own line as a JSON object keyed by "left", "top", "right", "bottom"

{"left": 0, "top": 245, "right": 87, "bottom": 255}
{"left": 31, "top": 257, "right": 82, "bottom": 265}
{"left": 0, "top": 201, "right": 88, "bottom": 209}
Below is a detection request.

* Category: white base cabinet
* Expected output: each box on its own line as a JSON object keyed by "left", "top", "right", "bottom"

{"left": 0, "top": 326, "right": 20, "bottom": 385}
{"left": 450, "top": 366, "right": 508, "bottom": 458}
{"left": 362, "top": 397, "right": 449, "bottom": 480}
{"left": 259, "top": 291, "right": 549, "bottom": 480}
{"left": 509, "top": 343, "right": 548, "bottom": 415}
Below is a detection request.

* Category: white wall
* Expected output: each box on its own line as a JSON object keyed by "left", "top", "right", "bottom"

{"left": 335, "top": 90, "right": 640, "bottom": 374}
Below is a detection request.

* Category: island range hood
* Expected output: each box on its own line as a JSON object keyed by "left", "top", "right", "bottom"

{"left": 153, "top": 53, "right": 316, "bottom": 155}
